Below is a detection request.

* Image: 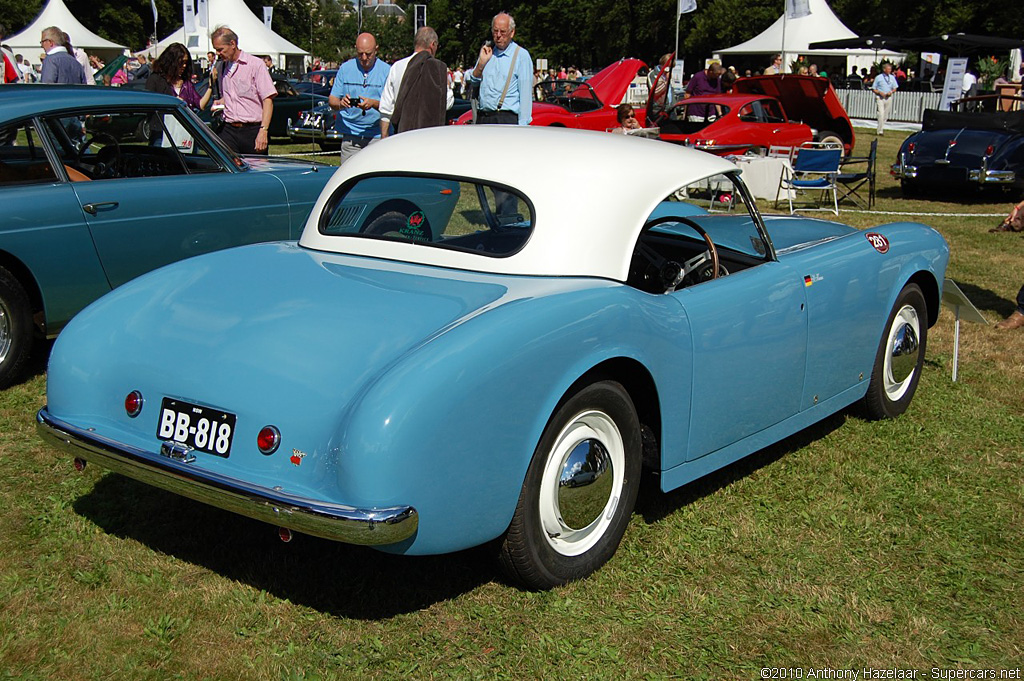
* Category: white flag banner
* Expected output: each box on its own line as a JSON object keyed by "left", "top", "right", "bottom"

{"left": 263, "top": 6, "right": 273, "bottom": 30}
{"left": 183, "top": 0, "right": 196, "bottom": 33}
{"left": 678, "top": 0, "right": 697, "bottom": 14}
{"left": 196, "top": 0, "right": 208, "bottom": 27}
{"left": 151, "top": 0, "right": 159, "bottom": 30}
{"left": 785, "top": 0, "right": 810, "bottom": 19}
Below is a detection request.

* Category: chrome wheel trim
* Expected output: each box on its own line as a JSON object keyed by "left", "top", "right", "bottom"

{"left": 0, "top": 296, "right": 11, "bottom": 366}
{"left": 883, "top": 304, "right": 921, "bottom": 401}
{"left": 538, "top": 409, "right": 625, "bottom": 557}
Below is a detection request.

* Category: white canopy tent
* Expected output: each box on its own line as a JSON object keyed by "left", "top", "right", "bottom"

{"left": 5, "top": 0, "right": 127, "bottom": 63}
{"left": 715, "top": 0, "right": 903, "bottom": 74}
{"left": 152, "top": 0, "right": 307, "bottom": 66}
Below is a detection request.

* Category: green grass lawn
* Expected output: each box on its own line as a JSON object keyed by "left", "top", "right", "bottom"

{"left": 1, "top": 129, "right": 1022, "bottom": 679}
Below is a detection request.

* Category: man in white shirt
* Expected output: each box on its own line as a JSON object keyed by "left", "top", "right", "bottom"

{"left": 961, "top": 69, "right": 977, "bottom": 95}
{"left": 871, "top": 62, "right": 898, "bottom": 136}
{"left": 379, "top": 27, "right": 453, "bottom": 137}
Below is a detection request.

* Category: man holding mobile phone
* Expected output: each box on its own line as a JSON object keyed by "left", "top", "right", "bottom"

{"left": 466, "top": 12, "right": 532, "bottom": 126}
{"left": 329, "top": 32, "right": 390, "bottom": 162}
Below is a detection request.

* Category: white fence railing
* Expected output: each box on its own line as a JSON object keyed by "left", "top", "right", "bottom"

{"left": 834, "top": 90, "right": 942, "bottom": 123}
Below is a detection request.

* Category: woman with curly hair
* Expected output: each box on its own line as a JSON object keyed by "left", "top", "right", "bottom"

{"left": 146, "top": 43, "right": 211, "bottom": 112}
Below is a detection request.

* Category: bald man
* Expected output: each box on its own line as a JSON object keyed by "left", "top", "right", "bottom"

{"left": 329, "top": 32, "right": 390, "bottom": 162}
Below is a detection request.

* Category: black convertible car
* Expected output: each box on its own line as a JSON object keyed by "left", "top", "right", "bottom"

{"left": 892, "top": 95, "right": 1024, "bottom": 196}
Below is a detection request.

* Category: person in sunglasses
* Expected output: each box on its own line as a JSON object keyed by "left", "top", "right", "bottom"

{"left": 610, "top": 104, "right": 641, "bottom": 134}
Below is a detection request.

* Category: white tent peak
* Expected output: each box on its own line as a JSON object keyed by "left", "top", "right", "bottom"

{"left": 154, "top": 0, "right": 307, "bottom": 60}
{"left": 716, "top": 0, "right": 902, "bottom": 65}
{"left": 6, "top": 0, "right": 127, "bottom": 58}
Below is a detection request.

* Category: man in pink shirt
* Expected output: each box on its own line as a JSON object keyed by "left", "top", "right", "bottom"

{"left": 211, "top": 26, "right": 276, "bottom": 155}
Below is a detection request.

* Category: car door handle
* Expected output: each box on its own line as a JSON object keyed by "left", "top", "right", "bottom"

{"left": 82, "top": 201, "right": 119, "bottom": 215}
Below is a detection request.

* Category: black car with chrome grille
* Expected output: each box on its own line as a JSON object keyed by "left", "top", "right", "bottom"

{"left": 893, "top": 96, "right": 1024, "bottom": 196}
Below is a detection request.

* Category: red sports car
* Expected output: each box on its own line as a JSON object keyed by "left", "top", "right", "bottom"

{"left": 456, "top": 58, "right": 648, "bottom": 129}
{"left": 652, "top": 74, "right": 854, "bottom": 156}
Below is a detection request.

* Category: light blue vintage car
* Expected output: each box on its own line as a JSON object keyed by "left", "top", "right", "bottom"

{"left": 0, "top": 85, "right": 334, "bottom": 387}
{"left": 38, "top": 126, "right": 949, "bottom": 589}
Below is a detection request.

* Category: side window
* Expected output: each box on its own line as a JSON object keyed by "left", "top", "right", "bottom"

{"left": 761, "top": 100, "right": 786, "bottom": 123}
{"left": 629, "top": 173, "right": 769, "bottom": 294}
{"left": 39, "top": 109, "right": 223, "bottom": 181}
{"left": 738, "top": 104, "right": 758, "bottom": 122}
{"left": 0, "top": 120, "right": 60, "bottom": 186}
{"left": 153, "top": 109, "right": 223, "bottom": 174}
{"left": 320, "top": 175, "right": 533, "bottom": 257}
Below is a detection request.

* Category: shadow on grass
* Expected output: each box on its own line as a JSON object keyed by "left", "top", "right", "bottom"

{"left": 949, "top": 279, "right": 1017, "bottom": 318}
{"left": 635, "top": 411, "right": 847, "bottom": 524}
{"left": 73, "top": 475, "right": 496, "bottom": 619}
{"left": 6, "top": 338, "right": 55, "bottom": 390}
{"left": 875, "top": 185, "right": 1015, "bottom": 206}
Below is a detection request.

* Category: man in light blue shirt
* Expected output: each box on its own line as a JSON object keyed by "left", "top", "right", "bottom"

{"left": 871, "top": 62, "right": 898, "bottom": 136}
{"left": 467, "top": 12, "right": 533, "bottom": 126}
{"left": 329, "top": 32, "right": 390, "bottom": 162}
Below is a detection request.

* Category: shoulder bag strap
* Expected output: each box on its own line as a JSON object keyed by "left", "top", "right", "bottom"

{"left": 496, "top": 45, "right": 521, "bottom": 111}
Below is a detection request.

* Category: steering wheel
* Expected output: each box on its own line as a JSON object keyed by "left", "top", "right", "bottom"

{"left": 79, "top": 132, "right": 122, "bottom": 177}
{"left": 636, "top": 215, "right": 721, "bottom": 292}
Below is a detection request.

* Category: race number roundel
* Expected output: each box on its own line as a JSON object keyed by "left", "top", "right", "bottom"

{"left": 865, "top": 232, "right": 890, "bottom": 254}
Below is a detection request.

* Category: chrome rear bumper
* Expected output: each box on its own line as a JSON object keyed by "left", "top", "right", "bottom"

{"left": 36, "top": 408, "right": 418, "bottom": 546}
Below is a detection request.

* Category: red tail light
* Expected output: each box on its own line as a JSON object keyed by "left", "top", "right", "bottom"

{"left": 124, "top": 390, "right": 143, "bottom": 418}
{"left": 985, "top": 145, "right": 995, "bottom": 156}
{"left": 948, "top": 139, "right": 957, "bottom": 147}
{"left": 257, "top": 426, "right": 281, "bottom": 454}
{"left": 907, "top": 142, "right": 915, "bottom": 153}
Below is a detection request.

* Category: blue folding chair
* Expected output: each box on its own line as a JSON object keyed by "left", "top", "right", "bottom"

{"left": 775, "top": 145, "right": 842, "bottom": 215}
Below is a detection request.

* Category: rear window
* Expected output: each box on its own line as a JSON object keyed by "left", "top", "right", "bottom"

{"left": 318, "top": 175, "right": 534, "bottom": 257}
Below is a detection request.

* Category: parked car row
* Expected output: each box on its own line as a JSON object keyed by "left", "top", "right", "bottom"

{"left": 3, "top": 81, "right": 954, "bottom": 590}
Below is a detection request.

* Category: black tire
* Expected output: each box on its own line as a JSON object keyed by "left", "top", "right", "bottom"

{"left": 0, "top": 266, "right": 34, "bottom": 389}
{"left": 862, "top": 283, "right": 927, "bottom": 420}
{"left": 499, "top": 380, "right": 642, "bottom": 589}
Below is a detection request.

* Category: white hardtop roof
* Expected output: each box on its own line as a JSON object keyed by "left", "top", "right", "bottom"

{"left": 6, "top": 0, "right": 127, "bottom": 56}
{"left": 298, "top": 126, "right": 737, "bottom": 281}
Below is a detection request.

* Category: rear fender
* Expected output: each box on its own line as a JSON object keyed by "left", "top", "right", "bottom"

{"left": 333, "top": 284, "right": 689, "bottom": 555}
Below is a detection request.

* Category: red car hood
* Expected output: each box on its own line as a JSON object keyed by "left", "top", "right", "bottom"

{"left": 733, "top": 74, "right": 854, "bottom": 147}
{"left": 586, "top": 58, "right": 647, "bottom": 105}
{"left": 455, "top": 58, "right": 647, "bottom": 125}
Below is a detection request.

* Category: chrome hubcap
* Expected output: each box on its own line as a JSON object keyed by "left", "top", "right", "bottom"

{"left": 557, "top": 439, "right": 614, "bottom": 530}
{"left": 883, "top": 305, "right": 920, "bottom": 401}
{"left": 0, "top": 298, "right": 11, "bottom": 365}
{"left": 539, "top": 410, "right": 625, "bottom": 557}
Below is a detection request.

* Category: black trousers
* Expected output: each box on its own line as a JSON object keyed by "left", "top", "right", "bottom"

{"left": 476, "top": 110, "right": 519, "bottom": 125}
{"left": 219, "top": 124, "right": 267, "bottom": 156}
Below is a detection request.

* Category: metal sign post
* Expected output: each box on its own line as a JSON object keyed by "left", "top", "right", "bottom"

{"left": 940, "top": 278, "right": 989, "bottom": 382}
{"left": 414, "top": 5, "right": 427, "bottom": 33}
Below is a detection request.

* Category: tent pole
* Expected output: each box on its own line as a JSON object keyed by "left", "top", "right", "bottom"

{"left": 780, "top": 6, "right": 787, "bottom": 71}
{"left": 674, "top": 8, "right": 680, "bottom": 87}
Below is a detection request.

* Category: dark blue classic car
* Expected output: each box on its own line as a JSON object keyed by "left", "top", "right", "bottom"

{"left": 0, "top": 86, "right": 333, "bottom": 387}
{"left": 893, "top": 96, "right": 1024, "bottom": 195}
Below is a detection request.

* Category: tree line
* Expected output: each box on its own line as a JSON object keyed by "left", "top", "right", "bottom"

{"left": 1, "top": 0, "right": 1021, "bottom": 69}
